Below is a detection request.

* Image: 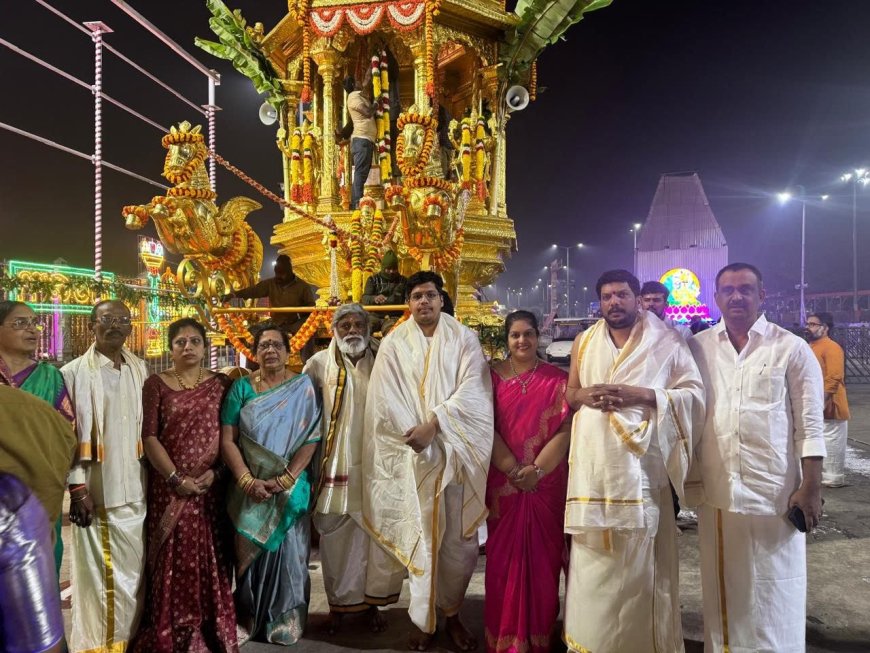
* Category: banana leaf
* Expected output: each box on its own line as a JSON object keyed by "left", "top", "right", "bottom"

{"left": 195, "top": 0, "right": 284, "bottom": 108}
{"left": 500, "top": 0, "right": 613, "bottom": 81}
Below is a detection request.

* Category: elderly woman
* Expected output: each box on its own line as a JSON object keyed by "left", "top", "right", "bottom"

{"left": 132, "top": 318, "right": 237, "bottom": 652}
{"left": 0, "top": 300, "right": 75, "bottom": 573}
{"left": 485, "top": 310, "right": 572, "bottom": 653}
{"left": 221, "top": 322, "right": 322, "bottom": 645}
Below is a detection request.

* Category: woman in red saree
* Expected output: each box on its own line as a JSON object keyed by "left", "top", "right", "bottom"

{"left": 132, "top": 318, "right": 237, "bottom": 652}
{"left": 485, "top": 311, "right": 572, "bottom": 653}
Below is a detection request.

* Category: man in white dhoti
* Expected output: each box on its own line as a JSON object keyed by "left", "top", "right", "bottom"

{"left": 688, "top": 263, "right": 825, "bottom": 653}
{"left": 363, "top": 271, "right": 493, "bottom": 651}
{"left": 62, "top": 300, "right": 148, "bottom": 653}
{"left": 303, "top": 303, "right": 404, "bottom": 634}
{"left": 564, "top": 269, "right": 704, "bottom": 653}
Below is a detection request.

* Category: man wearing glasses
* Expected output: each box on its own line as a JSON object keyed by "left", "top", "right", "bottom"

{"left": 363, "top": 271, "right": 493, "bottom": 652}
{"left": 61, "top": 300, "right": 149, "bottom": 653}
{"left": 806, "top": 312, "right": 850, "bottom": 488}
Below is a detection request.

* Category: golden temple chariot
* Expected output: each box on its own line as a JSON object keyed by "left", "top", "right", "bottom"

{"left": 121, "top": 0, "right": 611, "bottom": 352}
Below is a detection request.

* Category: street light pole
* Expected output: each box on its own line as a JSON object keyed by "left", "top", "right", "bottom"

{"left": 778, "top": 186, "right": 827, "bottom": 326}
{"left": 552, "top": 243, "right": 584, "bottom": 318}
{"left": 841, "top": 169, "right": 868, "bottom": 322}
{"left": 800, "top": 197, "right": 807, "bottom": 326}
{"left": 630, "top": 223, "right": 642, "bottom": 276}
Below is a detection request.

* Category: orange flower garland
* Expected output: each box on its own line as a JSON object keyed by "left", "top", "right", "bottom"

{"left": 396, "top": 114, "right": 436, "bottom": 178}
{"left": 404, "top": 175, "right": 453, "bottom": 192}
{"left": 424, "top": 0, "right": 441, "bottom": 98}
{"left": 215, "top": 312, "right": 254, "bottom": 360}
{"left": 167, "top": 186, "right": 217, "bottom": 201}
{"left": 289, "top": 308, "right": 334, "bottom": 353}
{"left": 298, "top": 0, "right": 312, "bottom": 103}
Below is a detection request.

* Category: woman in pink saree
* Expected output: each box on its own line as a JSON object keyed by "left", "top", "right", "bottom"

{"left": 485, "top": 311, "right": 572, "bottom": 653}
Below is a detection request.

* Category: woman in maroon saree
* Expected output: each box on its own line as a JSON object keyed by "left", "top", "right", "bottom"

{"left": 485, "top": 311, "right": 572, "bottom": 653}
{"left": 132, "top": 318, "right": 237, "bottom": 653}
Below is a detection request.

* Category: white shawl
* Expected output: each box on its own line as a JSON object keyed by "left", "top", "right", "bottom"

{"left": 362, "top": 314, "right": 493, "bottom": 574}
{"left": 303, "top": 338, "right": 373, "bottom": 515}
{"left": 60, "top": 343, "right": 147, "bottom": 462}
{"left": 565, "top": 311, "right": 704, "bottom": 533}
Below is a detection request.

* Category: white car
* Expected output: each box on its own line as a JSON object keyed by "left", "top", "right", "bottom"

{"left": 545, "top": 337, "right": 574, "bottom": 364}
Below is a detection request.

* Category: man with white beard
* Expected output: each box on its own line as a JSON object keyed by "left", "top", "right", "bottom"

{"left": 303, "top": 304, "right": 404, "bottom": 634}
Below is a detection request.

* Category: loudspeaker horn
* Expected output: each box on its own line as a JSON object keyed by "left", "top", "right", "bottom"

{"left": 505, "top": 85, "right": 530, "bottom": 112}
{"left": 258, "top": 102, "right": 278, "bottom": 125}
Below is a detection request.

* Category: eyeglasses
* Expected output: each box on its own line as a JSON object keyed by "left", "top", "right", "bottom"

{"left": 96, "top": 315, "right": 132, "bottom": 327}
{"left": 257, "top": 340, "right": 286, "bottom": 353}
{"left": 409, "top": 291, "right": 441, "bottom": 302}
{"left": 806, "top": 322, "right": 824, "bottom": 328}
{"left": 335, "top": 319, "right": 368, "bottom": 333}
{"left": 1, "top": 317, "right": 43, "bottom": 331}
{"left": 172, "top": 337, "right": 203, "bottom": 348}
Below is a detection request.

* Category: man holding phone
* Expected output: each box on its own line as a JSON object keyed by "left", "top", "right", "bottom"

{"left": 688, "top": 263, "right": 825, "bottom": 653}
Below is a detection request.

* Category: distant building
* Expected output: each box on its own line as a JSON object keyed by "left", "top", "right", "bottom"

{"left": 636, "top": 172, "right": 728, "bottom": 321}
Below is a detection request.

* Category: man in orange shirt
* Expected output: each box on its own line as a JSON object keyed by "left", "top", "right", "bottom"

{"left": 807, "top": 312, "right": 850, "bottom": 487}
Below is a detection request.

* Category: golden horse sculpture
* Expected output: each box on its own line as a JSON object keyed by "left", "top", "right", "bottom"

{"left": 391, "top": 106, "right": 465, "bottom": 278}
{"left": 122, "top": 121, "right": 264, "bottom": 295}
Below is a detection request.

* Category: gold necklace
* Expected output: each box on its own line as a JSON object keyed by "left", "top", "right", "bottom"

{"left": 171, "top": 367, "right": 203, "bottom": 390}
{"left": 508, "top": 356, "right": 539, "bottom": 395}
{"left": 255, "top": 371, "right": 287, "bottom": 393}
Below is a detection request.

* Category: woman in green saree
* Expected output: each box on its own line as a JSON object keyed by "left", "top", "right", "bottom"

{"left": 0, "top": 300, "right": 75, "bottom": 574}
{"left": 220, "top": 322, "right": 322, "bottom": 645}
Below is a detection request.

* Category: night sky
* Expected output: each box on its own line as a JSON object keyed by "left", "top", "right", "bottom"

{"left": 3, "top": 1, "right": 870, "bottom": 305}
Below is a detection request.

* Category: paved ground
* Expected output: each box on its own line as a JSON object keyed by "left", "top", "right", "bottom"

{"left": 60, "top": 386, "right": 870, "bottom": 652}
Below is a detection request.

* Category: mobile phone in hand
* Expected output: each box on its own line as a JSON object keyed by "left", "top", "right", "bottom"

{"left": 787, "top": 505, "right": 807, "bottom": 532}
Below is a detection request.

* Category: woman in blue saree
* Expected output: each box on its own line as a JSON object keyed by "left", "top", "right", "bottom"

{"left": 220, "top": 323, "right": 322, "bottom": 645}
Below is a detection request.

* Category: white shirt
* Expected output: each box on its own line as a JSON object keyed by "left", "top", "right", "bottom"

{"left": 304, "top": 347, "right": 373, "bottom": 514}
{"left": 688, "top": 314, "right": 825, "bottom": 516}
{"left": 67, "top": 353, "right": 146, "bottom": 508}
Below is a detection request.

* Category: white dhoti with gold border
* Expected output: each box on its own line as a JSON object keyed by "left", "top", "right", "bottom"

{"left": 313, "top": 512, "right": 405, "bottom": 612}
{"left": 564, "top": 486, "right": 683, "bottom": 653}
{"left": 698, "top": 505, "right": 806, "bottom": 653}
{"left": 69, "top": 501, "right": 146, "bottom": 653}
{"left": 564, "top": 313, "right": 704, "bottom": 653}
{"left": 363, "top": 315, "right": 493, "bottom": 634}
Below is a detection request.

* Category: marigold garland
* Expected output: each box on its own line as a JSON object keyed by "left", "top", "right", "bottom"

{"left": 299, "top": 2, "right": 312, "bottom": 103}
{"left": 395, "top": 115, "right": 436, "bottom": 178}
{"left": 289, "top": 308, "right": 334, "bottom": 353}
{"left": 424, "top": 0, "right": 441, "bottom": 98}
{"left": 167, "top": 186, "right": 217, "bottom": 201}
{"left": 403, "top": 175, "right": 453, "bottom": 192}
